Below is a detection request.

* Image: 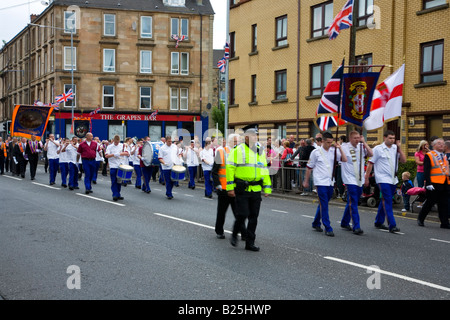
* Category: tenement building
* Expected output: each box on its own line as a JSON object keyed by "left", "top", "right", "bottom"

{"left": 227, "top": 0, "right": 449, "bottom": 156}
{"left": 0, "top": 0, "right": 215, "bottom": 141}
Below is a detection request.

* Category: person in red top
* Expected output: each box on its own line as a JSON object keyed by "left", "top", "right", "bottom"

{"left": 77, "top": 133, "right": 98, "bottom": 194}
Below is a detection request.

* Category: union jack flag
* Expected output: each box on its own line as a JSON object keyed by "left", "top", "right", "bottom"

{"left": 89, "top": 107, "right": 101, "bottom": 117}
{"left": 171, "top": 34, "right": 186, "bottom": 48}
{"left": 315, "top": 59, "right": 347, "bottom": 131}
{"left": 328, "top": 0, "right": 353, "bottom": 40}
{"left": 224, "top": 42, "right": 230, "bottom": 59}
{"left": 217, "top": 58, "right": 226, "bottom": 73}
{"left": 55, "top": 89, "right": 74, "bottom": 104}
{"left": 149, "top": 109, "right": 158, "bottom": 121}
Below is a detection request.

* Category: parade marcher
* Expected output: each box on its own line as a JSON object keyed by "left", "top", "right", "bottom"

{"left": 93, "top": 137, "right": 104, "bottom": 184}
{"left": 212, "top": 134, "right": 239, "bottom": 239}
{"left": 226, "top": 128, "right": 272, "bottom": 251}
{"left": 105, "top": 135, "right": 130, "bottom": 201}
{"left": 132, "top": 139, "right": 143, "bottom": 189}
{"left": 77, "top": 133, "right": 98, "bottom": 194}
{"left": 101, "top": 140, "right": 109, "bottom": 177}
{"left": 303, "top": 132, "right": 347, "bottom": 237}
{"left": 4, "top": 136, "right": 11, "bottom": 173}
{"left": 14, "top": 137, "right": 29, "bottom": 178}
{"left": 139, "top": 137, "right": 153, "bottom": 193}
{"left": 200, "top": 140, "right": 214, "bottom": 198}
{"left": 57, "top": 138, "right": 70, "bottom": 188}
{"left": 417, "top": 138, "right": 450, "bottom": 229}
{"left": 185, "top": 139, "right": 199, "bottom": 189}
{"left": 158, "top": 136, "right": 176, "bottom": 199}
{"left": 9, "top": 137, "right": 18, "bottom": 176}
{"left": 340, "top": 131, "right": 373, "bottom": 235}
{"left": 0, "top": 137, "right": 6, "bottom": 175}
{"left": 64, "top": 136, "right": 79, "bottom": 191}
{"left": 25, "top": 135, "right": 42, "bottom": 180}
{"left": 44, "top": 134, "right": 60, "bottom": 185}
{"left": 365, "top": 130, "right": 406, "bottom": 233}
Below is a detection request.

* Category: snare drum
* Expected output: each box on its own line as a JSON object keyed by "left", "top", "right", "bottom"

{"left": 117, "top": 164, "right": 134, "bottom": 184}
{"left": 171, "top": 165, "right": 186, "bottom": 181}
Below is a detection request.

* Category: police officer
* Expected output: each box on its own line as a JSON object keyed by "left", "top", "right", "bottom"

{"left": 226, "top": 128, "right": 272, "bottom": 251}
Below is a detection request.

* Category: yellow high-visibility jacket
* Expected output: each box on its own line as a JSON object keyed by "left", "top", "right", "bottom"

{"left": 226, "top": 143, "right": 272, "bottom": 194}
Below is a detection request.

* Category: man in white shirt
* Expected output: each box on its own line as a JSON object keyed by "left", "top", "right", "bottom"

{"left": 200, "top": 140, "right": 214, "bottom": 198}
{"left": 185, "top": 139, "right": 199, "bottom": 189}
{"left": 303, "top": 132, "right": 347, "bottom": 236}
{"left": 63, "top": 136, "right": 79, "bottom": 190}
{"left": 93, "top": 137, "right": 104, "bottom": 185}
{"left": 57, "top": 138, "right": 70, "bottom": 188}
{"left": 158, "top": 136, "right": 176, "bottom": 199}
{"left": 105, "top": 135, "right": 130, "bottom": 201}
{"left": 340, "top": 131, "right": 373, "bottom": 235}
{"left": 365, "top": 130, "right": 406, "bottom": 233}
{"left": 44, "top": 133, "right": 60, "bottom": 185}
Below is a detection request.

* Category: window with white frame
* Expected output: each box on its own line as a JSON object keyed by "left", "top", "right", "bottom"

{"left": 141, "top": 16, "right": 152, "bottom": 38}
{"left": 103, "top": 49, "right": 115, "bottom": 72}
{"left": 171, "top": 18, "right": 189, "bottom": 39}
{"left": 103, "top": 85, "right": 115, "bottom": 108}
{"left": 64, "top": 11, "right": 76, "bottom": 33}
{"left": 64, "top": 46, "right": 76, "bottom": 70}
{"left": 104, "top": 14, "right": 116, "bottom": 36}
{"left": 170, "top": 87, "right": 189, "bottom": 110}
{"left": 64, "top": 84, "right": 76, "bottom": 108}
{"left": 171, "top": 52, "right": 189, "bottom": 75}
{"left": 140, "top": 87, "right": 152, "bottom": 109}
{"left": 140, "top": 50, "right": 152, "bottom": 73}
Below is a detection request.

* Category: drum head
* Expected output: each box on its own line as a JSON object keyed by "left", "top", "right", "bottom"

{"left": 172, "top": 165, "right": 186, "bottom": 173}
{"left": 142, "top": 141, "right": 153, "bottom": 166}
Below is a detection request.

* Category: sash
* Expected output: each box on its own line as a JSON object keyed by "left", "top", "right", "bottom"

{"left": 349, "top": 146, "right": 363, "bottom": 187}
{"left": 29, "top": 140, "right": 38, "bottom": 154}
{"left": 430, "top": 150, "right": 449, "bottom": 175}
{"left": 1, "top": 143, "right": 6, "bottom": 157}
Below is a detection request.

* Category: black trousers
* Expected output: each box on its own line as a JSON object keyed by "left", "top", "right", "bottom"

{"left": 418, "top": 183, "right": 450, "bottom": 227}
{"left": 0, "top": 156, "right": 4, "bottom": 174}
{"left": 232, "top": 191, "right": 262, "bottom": 243}
{"left": 29, "top": 157, "right": 38, "bottom": 179}
{"left": 215, "top": 190, "right": 237, "bottom": 235}
{"left": 17, "top": 160, "right": 27, "bottom": 178}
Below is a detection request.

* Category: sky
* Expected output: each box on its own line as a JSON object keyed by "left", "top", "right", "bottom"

{"left": 0, "top": 0, "right": 227, "bottom": 49}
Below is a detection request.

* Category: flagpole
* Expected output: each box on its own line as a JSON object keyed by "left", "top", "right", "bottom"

{"left": 349, "top": 0, "right": 358, "bottom": 67}
{"left": 224, "top": 0, "right": 230, "bottom": 140}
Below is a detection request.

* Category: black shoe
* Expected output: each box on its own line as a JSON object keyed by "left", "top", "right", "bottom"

{"left": 31, "top": 177, "right": 35, "bottom": 180}
{"left": 74, "top": 187, "right": 79, "bottom": 190}
{"left": 167, "top": 196, "right": 174, "bottom": 200}
{"left": 69, "top": 187, "right": 74, "bottom": 190}
{"left": 313, "top": 226, "right": 323, "bottom": 232}
{"left": 375, "top": 223, "right": 389, "bottom": 230}
{"left": 61, "top": 184, "right": 67, "bottom": 188}
{"left": 341, "top": 225, "right": 352, "bottom": 231}
{"left": 86, "top": 190, "right": 90, "bottom": 194}
{"left": 389, "top": 227, "right": 401, "bottom": 233}
{"left": 50, "top": 182, "right": 55, "bottom": 185}
{"left": 417, "top": 220, "right": 425, "bottom": 227}
{"left": 135, "top": 186, "right": 141, "bottom": 189}
{"left": 230, "top": 235, "right": 238, "bottom": 247}
{"left": 245, "top": 243, "right": 260, "bottom": 252}
{"left": 92, "top": 180, "right": 96, "bottom": 184}
{"left": 325, "top": 231, "right": 335, "bottom": 237}
{"left": 118, "top": 196, "right": 124, "bottom": 200}
{"left": 216, "top": 234, "right": 225, "bottom": 239}
{"left": 353, "top": 228, "right": 364, "bottom": 235}
{"left": 113, "top": 197, "right": 118, "bottom": 201}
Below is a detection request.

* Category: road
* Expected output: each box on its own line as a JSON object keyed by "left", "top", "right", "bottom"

{"left": 0, "top": 165, "right": 449, "bottom": 303}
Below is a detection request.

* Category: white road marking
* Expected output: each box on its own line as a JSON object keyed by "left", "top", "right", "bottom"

{"left": 302, "top": 215, "right": 315, "bottom": 219}
{"left": 3, "top": 175, "right": 22, "bottom": 181}
{"left": 32, "top": 182, "right": 61, "bottom": 190}
{"left": 153, "top": 212, "right": 232, "bottom": 234}
{"left": 379, "top": 229, "right": 405, "bottom": 235}
{"left": 324, "top": 256, "right": 450, "bottom": 293}
{"left": 272, "top": 209, "right": 288, "bottom": 214}
{"left": 430, "top": 238, "right": 450, "bottom": 244}
{"left": 76, "top": 193, "right": 126, "bottom": 207}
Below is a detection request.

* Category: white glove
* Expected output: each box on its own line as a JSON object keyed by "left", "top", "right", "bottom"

{"left": 114, "top": 153, "right": 120, "bottom": 158}
{"left": 426, "top": 185, "right": 435, "bottom": 191}
{"left": 216, "top": 185, "right": 223, "bottom": 191}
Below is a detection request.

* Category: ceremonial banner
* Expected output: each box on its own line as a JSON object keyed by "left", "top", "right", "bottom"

{"left": 341, "top": 72, "right": 380, "bottom": 127}
{"left": 10, "top": 105, "right": 54, "bottom": 140}
{"left": 72, "top": 117, "right": 92, "bottom": 139}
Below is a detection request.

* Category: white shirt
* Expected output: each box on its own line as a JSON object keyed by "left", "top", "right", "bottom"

{"left": 186, "top": 146, "right": 199, "bottom": 167}
{"left": 95, "top": 144, "right": 104, "bottom": 162}
{"left": 58, "top": 145, "right": 70, "bottom": 163}
{"left": 106, "top": 143, "right": 127, "bottom": 169}
{"left": 158, "top": 143, "right": 176, "bottom": 170}
{"left": 65, "top": 143, "right": 79, "bottom": 164}
{"left": 46, "top": 140, "right": 60, "bottom": 160}
{"left": 131, "top": 145, "right": 141, "bottom": 166}
{"left": 200, "top": 147, "right": 214, "bottom": 171}
{"left": 369, "top": 142, "right": 400, "bottom": 185}
{"left": 307, "top": 146, "right": 341, "bottom": 186}
{"left": 341, "top": 142, "right": 367, "bottom": 187}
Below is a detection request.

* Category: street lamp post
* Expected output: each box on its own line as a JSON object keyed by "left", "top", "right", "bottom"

{"left": 29, "top": 22, "right": 75, "bottom": 125}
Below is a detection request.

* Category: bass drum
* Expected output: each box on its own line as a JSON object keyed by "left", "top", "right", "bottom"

{"left": 141, "top": 141, "right": 164, "bottom": 166}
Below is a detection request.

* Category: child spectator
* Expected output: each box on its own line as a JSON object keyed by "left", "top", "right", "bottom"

{"left": 401, "top": 171, "right": 414, "bottom": 212}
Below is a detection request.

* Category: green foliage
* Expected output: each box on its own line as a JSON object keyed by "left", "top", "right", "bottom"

{"left": 211, "top": 102, "right": 225, "bottom": 134}
{"left": 397, "top": 159, "right": 417, "bottom": 186}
